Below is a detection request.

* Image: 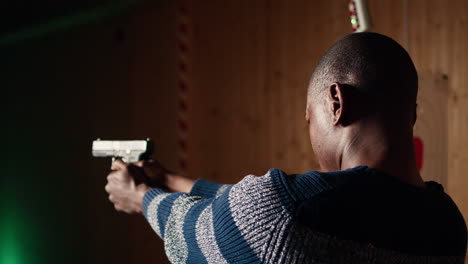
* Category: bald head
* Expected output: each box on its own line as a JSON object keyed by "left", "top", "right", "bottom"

{"left": 306, "top": 33, "right": 423, "bottom": 183}
{"left": 309, "top": 32, "right": 418, "bottom": 113}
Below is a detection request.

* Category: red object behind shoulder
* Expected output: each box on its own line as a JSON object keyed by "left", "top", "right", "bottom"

{"left": 414, "top": 136, "right": 424, "bottom": 171}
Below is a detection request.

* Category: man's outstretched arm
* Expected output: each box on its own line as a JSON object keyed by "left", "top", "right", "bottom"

{"left": 104, "top": 160, "right": 296, "bottom": 264}
{"left": 134, "top": 159, "right": 231, "bottom": 198}
{"left": 104, "top": 159, "right": 232, "bottom": 213}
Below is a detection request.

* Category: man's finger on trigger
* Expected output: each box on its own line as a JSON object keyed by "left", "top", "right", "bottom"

{"left": 112, "top": 159, "right": 127, "bottom": 170}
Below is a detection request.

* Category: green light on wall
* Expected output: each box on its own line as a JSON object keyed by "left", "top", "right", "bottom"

{"left": 1, "top": 226, "right": 22, "bottom": 264}
{"left": 1, "top": 188, "right": 31, "bottom": 264}
{"left": 1, "top": 213, "right": 24, "bottom": 264}
{"left": 351, "top": 18, "right": 357, "bottom": 25}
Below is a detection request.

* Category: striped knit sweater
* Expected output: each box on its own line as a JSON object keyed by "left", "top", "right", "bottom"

{"left": 142, "top": 166, "right": 467, "bottom": 264}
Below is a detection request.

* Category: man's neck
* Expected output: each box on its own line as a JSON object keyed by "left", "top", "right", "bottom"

{"left": 339, "top": 124, "right": 426, "bottom": 188}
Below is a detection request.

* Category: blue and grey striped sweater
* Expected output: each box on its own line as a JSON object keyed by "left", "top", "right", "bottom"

{"left": 143, "top": 166, "right": 467, "bottom": 264}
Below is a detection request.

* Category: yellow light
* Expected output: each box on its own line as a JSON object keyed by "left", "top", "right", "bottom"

{"left": 351, "top": 18, "right": 357, "bottom": 25}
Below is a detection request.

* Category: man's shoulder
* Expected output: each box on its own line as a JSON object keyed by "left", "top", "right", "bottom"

{"left": 290, "top": 166, "right": 467, "bottom": 257}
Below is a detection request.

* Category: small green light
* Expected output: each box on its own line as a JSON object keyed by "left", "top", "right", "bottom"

{"left": 351, "top": 18, "right": 357, "bottom": 25}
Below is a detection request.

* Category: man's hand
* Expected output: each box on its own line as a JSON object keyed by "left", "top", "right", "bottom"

{"left": 133, "top": 160, "right": 172, "bottom": 189}
{"left": 105, "top": 159, "right": 151, "bottom": 214}
{"left": 134, "top": 160, "right": 196, "bottom": 193}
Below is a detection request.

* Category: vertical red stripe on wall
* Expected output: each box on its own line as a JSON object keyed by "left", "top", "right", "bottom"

{"left": 176, "top": 1, "right": 191, "bottom": 174}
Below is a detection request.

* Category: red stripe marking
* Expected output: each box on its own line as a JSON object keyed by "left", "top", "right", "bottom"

{"left": 414, "top": 136, "right": 424, "bottom": 171}
{"left": 178, "top": 140, "right": 188, "bottom": 151}
{"left": 179, "top": 159, "right": 187, "bottom": 170}
{"left": 178, "top": 24, "right": 188, "bottom": 34}
{"left": 179, "top": 63, "right": 188, "bottom": 73}
{"left": 179, "top": 100, "right": 188, "bottom": 111}
{"left": 178, "top": 119, "right": 188, "bottom": 131}
{"left": 178, "top": 80, "right": 187, "bottom": 92}
{"left": 178, "top": 42, "right": 188, "bottom": 53}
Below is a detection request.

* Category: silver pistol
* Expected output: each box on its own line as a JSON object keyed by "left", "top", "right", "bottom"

{"left": 92, "top": 139, "right": 154, "bottom": 164}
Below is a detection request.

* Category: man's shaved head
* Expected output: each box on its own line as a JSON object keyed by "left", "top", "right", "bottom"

{"left": 308, "top": 32, "right": 418, "bottom": 112}
{"left": 306, "top": 33, "right": 420, "bottom": 172}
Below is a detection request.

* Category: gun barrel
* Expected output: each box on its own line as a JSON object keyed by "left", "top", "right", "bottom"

{"left": 92, "top": 139, "right": 153, "bottom": 163}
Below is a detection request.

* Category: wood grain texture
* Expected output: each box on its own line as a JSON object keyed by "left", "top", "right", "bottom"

{"left": 127, "top": 2, "right": 177, "bottom": 263}
{"left": 407, "top": 0, "right": 468, "bottom": 237}
{"left": 413, "top": 75, "right": 449, "bottom": 186}
{"left": 188, "top": 0, "right": 350, "bottom": 184}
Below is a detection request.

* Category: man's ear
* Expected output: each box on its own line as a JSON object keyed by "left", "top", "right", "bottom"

{"left": 328, "top": 83, "right": 345, "bottom": 126}
{"left": 305, "top": 105, "right": 310, "bottom": 123}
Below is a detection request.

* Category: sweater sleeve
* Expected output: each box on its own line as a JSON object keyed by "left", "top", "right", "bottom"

{"left": 142, "top": 169, "right": 294, "bottom": 264}
{"left": 189, "top": 178, "right": 231, "bottom": 198}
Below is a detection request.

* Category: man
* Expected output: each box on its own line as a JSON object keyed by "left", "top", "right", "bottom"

{"left": 105, "top": 32, "right": 467, "bottom": 263}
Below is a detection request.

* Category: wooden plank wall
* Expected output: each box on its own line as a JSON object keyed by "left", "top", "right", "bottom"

{"left": 125, "top": 2, "right": 178, "bottom": 263}
{"left": 188, "top": 0, "right": 348, "bottom": 183}
{"left": 407, "top": 1, "right": 468, "bottom": 236}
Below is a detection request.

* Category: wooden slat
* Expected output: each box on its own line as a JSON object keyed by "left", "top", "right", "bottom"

{"left": 188, "top": 0, "right": 351, "bottom": 184}
{"left": 408, "top": 0, "right": 468, "bottom": 231}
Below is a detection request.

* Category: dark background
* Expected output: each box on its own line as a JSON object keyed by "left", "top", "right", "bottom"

{"left": 3, "top": 1, "right": 173, "bottom": 263}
